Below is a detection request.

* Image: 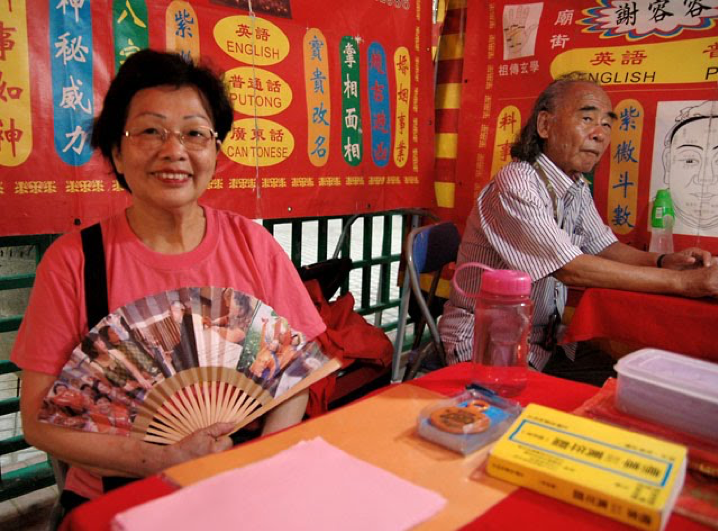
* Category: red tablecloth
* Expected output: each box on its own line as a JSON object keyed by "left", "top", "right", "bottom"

{"left": 62, "top": 364, "right": 709, "bottom": 531}
{"left": 563, "top": 288, "right": 718, "bottom": 362}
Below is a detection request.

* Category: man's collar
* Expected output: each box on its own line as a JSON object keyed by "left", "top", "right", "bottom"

{"left": 535, "top": 154, "right": 584, "bottom": 198}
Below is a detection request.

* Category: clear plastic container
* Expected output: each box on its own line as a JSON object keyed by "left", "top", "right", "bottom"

{"left": 649, "top": 225, "right": 674, "bottom": 254}
{"left": 649, "top": 189, "right": 675, "bottom": 254}
{"left": 471, "top": 270, "right": 532, "bottom": 397}
{"left": 416, "top": 386, "right": 522, "bottom": 454}
{"left": 453, "top": 264, "right": 533, "bottom": 398}
{"left": 615, "top": 348, "right": 718, "bottom": 443}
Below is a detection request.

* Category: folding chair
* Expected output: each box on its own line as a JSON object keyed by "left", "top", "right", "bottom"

{"left": 399, "top": 221, "right": 461, "bottom": 381}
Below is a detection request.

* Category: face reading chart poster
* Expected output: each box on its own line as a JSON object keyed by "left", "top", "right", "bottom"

{"left": 0, "top": 0, "right": 435, "bottom": 236}
{"left": 442, "top": 0, "right": 717, "bottom": 252}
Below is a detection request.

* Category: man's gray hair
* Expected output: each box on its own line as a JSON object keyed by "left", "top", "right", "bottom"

{"left": 510, "top": 72, "right": 600, "bottom": 163}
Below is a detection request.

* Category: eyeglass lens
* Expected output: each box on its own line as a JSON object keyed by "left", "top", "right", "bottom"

{"left": 125, "top": 126, "right": 216, "bottom": 150}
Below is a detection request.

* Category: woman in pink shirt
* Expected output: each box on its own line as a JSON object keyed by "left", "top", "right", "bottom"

{"left": 12, "top": 49, "right": 325, "bottom": 516}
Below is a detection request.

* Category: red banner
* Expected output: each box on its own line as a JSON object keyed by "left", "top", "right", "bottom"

{"left": 0, "top": 0, "right": 435, "bottom": 236}
{"left": 450, "top": 0, "right": 718, "bottom": 252}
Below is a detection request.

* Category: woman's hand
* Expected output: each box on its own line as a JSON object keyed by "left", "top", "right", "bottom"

{"left": 164, "top": 423, "right": 234, "bottom": 468}
{"left": 21, "top": 371, "right": 237, "bottom": 478}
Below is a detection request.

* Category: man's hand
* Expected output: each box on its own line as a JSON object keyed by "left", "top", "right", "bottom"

{"left": 661, "top": 247, "right": 712, "bottom": 270}
{"left": 677, "top": 261, "right": 718, "bottom": 298}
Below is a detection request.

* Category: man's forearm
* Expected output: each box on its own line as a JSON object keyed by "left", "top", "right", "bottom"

{"left": 554, "top": 248, "right": 718, "bottom": 299}
{"left": 554, "top": 253, "right": 679, "bottom": 293}
{"left": 595, "top": 241, "right": 659, "bottom": 267}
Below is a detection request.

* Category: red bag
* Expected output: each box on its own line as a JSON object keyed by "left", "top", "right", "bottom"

{"left": 305, "top": 279, "right": 393, "bottom": 417}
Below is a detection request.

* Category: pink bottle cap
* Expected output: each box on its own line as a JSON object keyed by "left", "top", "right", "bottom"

{"left": 480, "top": 269, "right": 532, "bottom": 297}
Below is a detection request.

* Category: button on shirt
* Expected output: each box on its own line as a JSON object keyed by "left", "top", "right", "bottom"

{"left": 439, "top": 154, "right": 617, "bottom": 370}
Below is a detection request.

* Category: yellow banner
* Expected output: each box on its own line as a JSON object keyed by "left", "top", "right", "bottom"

{"left": 222, "top": 118, "right": 294, "bottom": 167}
{"left": 490, "top": 105, "right": 520, "bottom": 179}
{"left": 165, "top": 1, "right": 199, "bottom": 61}
{"left": 393, "top": 47, "right": 411, "bottom": 168}
{"left": 551, "top": 36, "right": 718, "bottom": 85}
{"left": 608, "top": 99, "right": 643, "bottom": 235}
{"left": 214, "top": 15, "right": 289, "bottom": 66}
{"left": 303, "top": 28, "right": 330, "bottom": 167}
{"left": 1, "top": 0, "right": 32, "bottom": 167}
{"left": 224, "top": 66, "right": 292, "bottom": 117}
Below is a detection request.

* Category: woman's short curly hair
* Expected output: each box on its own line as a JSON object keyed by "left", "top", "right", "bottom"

{"left": 510, "top": 72, "right": 600, "bottom": 163}
{"left": 91, "top": 49, "right": 233, "bottom": 191}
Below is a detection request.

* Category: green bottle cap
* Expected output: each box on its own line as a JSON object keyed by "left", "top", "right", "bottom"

{"left": 651, "top": 189, "right": 675, "bottom": 229}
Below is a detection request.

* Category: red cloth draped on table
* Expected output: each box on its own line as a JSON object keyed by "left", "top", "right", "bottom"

{"left": 563, "top": 288, "right": 718, "bottom": 362}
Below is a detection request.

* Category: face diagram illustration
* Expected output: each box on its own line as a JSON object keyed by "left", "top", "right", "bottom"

{"left": 652, "top": 101, "right": 718, "bottom": 236}
{"left": 502, "top": 3, "right": 542, "bottom": 60}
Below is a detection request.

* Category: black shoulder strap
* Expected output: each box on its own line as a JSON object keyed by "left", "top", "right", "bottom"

{"left": 80, "top": 223, "right": 139, "bottom": 493}
{"left": 80, "top": 223, "right": 109, "bottom": 329}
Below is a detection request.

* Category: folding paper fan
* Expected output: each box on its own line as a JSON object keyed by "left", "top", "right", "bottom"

{"left": 39, "top": 287, "right": 340, "bottom": 444}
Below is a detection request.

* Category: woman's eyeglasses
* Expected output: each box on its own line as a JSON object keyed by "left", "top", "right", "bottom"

{"left": 123, "top": 126, "right": 219, "bottom": 151}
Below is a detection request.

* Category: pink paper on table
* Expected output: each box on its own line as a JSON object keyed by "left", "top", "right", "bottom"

{"left": 111, "top": 437, "right": 447, "bottom": 531}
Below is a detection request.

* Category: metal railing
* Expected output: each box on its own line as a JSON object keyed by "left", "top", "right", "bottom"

{"left": 0, "top": 234, "right": 58, "bottom": 502}
{"left": 262, "top": 210, "right": 420, "bottom": 330}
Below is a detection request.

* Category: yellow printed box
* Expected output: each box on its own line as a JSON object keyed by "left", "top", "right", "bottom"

{"left": 486, "top": 404, "right": 686, "bottom": 531}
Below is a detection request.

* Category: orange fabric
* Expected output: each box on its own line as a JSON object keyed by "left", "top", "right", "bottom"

{"left": 304, "top": 279, "right": 393, "bottom": 418}
{"left": 165, "top": 384, "right": 512, "bottom": 531}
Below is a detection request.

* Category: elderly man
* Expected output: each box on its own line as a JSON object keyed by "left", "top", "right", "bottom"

{"left": 439, "top": 73, "right": 718, "bottom": 384}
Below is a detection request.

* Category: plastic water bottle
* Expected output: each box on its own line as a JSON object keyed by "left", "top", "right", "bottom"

{"left": 453, "top": 264, "right": 533, "bottom": 397}
{"left": 649, "top": 189, "right": 675, "bottom": 254}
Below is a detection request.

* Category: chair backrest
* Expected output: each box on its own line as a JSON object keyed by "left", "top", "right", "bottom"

{"left": 403, "top": 222, "right": 461, "bottom": 378}
{"left": 409, "top": 221, "right": 461, "bottom": 276}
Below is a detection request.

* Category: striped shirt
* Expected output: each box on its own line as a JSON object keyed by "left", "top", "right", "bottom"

{"left": 439, "top": 154, "right": 617, "bottom": 370}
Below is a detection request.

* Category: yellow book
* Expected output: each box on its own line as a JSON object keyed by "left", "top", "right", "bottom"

{"left": 486, "top": 404, "right": 687, "bottom": 531}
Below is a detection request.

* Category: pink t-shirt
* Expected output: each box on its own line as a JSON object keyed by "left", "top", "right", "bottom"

{"left": 11, "top": 206, "right": 325, "bottom": 499}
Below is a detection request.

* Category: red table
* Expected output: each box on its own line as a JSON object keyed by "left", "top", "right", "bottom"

{"left": 61, "top": 364, "right": 709, "bottom": 531}
{"left": 563, "top": 288, "right": 718, "bottom": 362}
